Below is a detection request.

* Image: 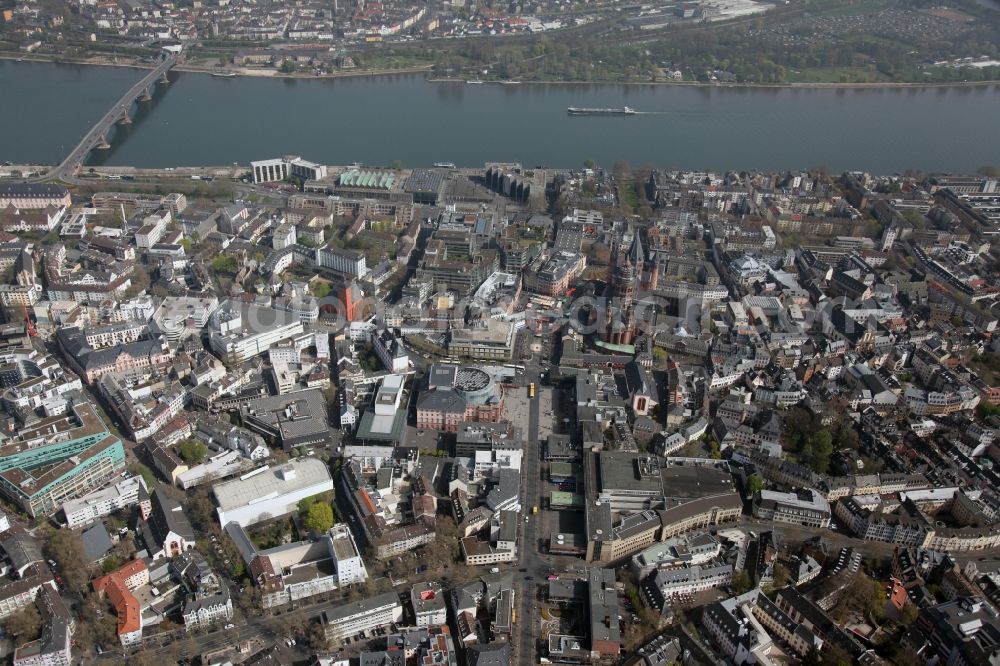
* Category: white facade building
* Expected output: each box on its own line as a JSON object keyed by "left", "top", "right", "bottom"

{"left": 182, "top": 589, "right": 233, "bottom": 630}
{"left": 752, "top": 489, "right": 831, "bottom": 528}
{"left": 322, "top": 592, "right": 403, "bottom": 642}
{"left": 318, "top": 246, "right": 368, "bottom": 278}
{"left": 213, "top": 458, "right": 334, "bottom": 528}
{"left": 411, "top": 582, "right": 447, "bottom": 627}
{"left": 61, "top": 475, "right": 149, "bottom": 529}
{"left": 372, "top": 327, "right": 410, "bottom": 373}
{"left": 207, "top": 301, "right": 305, "bottom": 364}
{"left": 328, "top": 524, "right": 368, "bottom": 587}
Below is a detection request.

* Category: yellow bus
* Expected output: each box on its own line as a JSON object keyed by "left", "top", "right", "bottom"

{"left": 528, "top": 383, "right": 536, "bottom": 398}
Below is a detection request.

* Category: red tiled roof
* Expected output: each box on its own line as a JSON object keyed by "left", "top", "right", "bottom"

{"left": 92, "top": 559, "right": 147, "bottom": 638}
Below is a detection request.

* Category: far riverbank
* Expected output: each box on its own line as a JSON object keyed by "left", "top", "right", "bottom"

{"left": 3, "top": 52, "right": 999, "bottom": 90}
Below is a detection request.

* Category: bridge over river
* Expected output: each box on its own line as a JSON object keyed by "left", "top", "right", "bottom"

{"left": 32, "top": 51, "right": 179, "bottom": 183}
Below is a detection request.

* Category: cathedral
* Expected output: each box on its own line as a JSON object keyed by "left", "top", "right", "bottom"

{"left": 605, "top": 229, "right": 658, "bottom": 345}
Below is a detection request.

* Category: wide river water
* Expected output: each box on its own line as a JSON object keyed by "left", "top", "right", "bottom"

{"left": 3, "top": 60, "right": 999, "bottom": 172}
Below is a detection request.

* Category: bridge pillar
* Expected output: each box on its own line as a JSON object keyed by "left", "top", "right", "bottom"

{"left": 139, "top": 87, "right": 152, "bottom": 102}
{"left": 158, "top": 72, "right": 170, "bottom": 85}
{"left": 95, "top": 134, "right": 111, "bottom": 150}
{"left": 118, "top": 112, "right": 132, "bottom": 125}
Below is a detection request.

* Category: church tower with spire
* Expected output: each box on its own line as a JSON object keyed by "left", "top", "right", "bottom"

{"left": 607, "top": 230, "right": 644, "bottom": 345}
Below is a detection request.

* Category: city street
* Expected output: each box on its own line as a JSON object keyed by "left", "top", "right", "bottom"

{"left": 88, "top": 594, "right": 335, "bottom": 664}
{"left": 512, "top": 360, "right": 558, "bottom": 664}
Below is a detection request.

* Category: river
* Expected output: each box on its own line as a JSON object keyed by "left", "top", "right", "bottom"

{"left": 2, "top": 60, "right": 999, "bottom": 173}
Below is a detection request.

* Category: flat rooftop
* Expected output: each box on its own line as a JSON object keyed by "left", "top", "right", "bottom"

{"left": 241, "top": 389, "right": 328, "bottom": 440}
{"left": 213, "top": 458, "right": 332, "bottom": 511}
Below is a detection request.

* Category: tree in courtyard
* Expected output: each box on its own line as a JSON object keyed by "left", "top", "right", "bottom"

{"left": 732, "top": 570, "right": 752, "bottom": 594}
{"left": 44, "top": 528, "right": 89, "bottom": 593}
{"left": 707, "top": 437, "right": 722, "bottom": 460}
{"left": 307, "top": 620, "right": 330, "bottom": 650}
{"left": 802, "top": 429, "right": 834, "bottom": 474}
{"left": 186, "top": 487, "right": 218, "bottom": 534}
{"left": 128, "top": 462, "right": 156, "bottom": 487}
{"left": 303, "top": 502, "right": 334, "bottom": 534}
{"left": 746, "top": 474, "right": 765, "bottom": 497}
{"left": 210, "top": 255, "right": 238, "bottom": 274}
{"left": 177, "top": 439, "right": 208, "bottom": 464}
{"left": 1, "top": 604, "right": 42, "bottom": 641}
{"left": 771, "top": 563, "right": 790, "bottom": 589}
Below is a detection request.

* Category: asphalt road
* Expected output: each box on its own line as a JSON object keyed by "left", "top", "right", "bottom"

{"left": 513, "top": 360, "right": 548, "bottom": 663}
{"left": 89, "top": 590, "right": 337, "bottom": 664}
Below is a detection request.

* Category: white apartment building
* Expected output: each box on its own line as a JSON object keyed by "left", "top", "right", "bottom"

{"left": 643, "top": 561, "right": 733, "bottom": 603}
{"left": 182, "top": 589, "right": 233, "bottom": 630}
{"left": 83, "top": 321, "right": 147, "bottom": 349}
{"left": 318, "top": 245, "right": 368, "bottom": 278}
{"left": 272, "top": 223, "right": 297, "bottom": 250}
{"left": 0, "top": 284, "right": 42, "bottom": 308}
{"left": 411, "top": 582, "right": 447, "bottom": 627}
{"left": 135, "top": 211, "right": 170, "bottom": 249}
{"left": 460, "top": 536, "right": 516, "bottom": 566}
{"left": 322, "top": 592, "right": 403, "bottom": 642}
{"left": 328, "top": 524, "right": 368, "bottom": 587}
{"left": 61, "top": 475, "right": 149, "bottom": 529}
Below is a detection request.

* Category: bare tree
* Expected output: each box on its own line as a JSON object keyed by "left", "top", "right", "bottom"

{"left": 1, "top": 604, "right": 42, "bottom": 641}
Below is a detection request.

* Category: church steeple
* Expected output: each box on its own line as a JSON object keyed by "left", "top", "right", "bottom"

{"left": 627, "top": 230, "right": 644, "bottom": 269}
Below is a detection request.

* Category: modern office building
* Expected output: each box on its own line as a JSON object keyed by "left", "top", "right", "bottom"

{"left": 251, "top": 156, "right": 327, "bottom": 184}
{"left": 583, "top": 454, "right": 742, "bottom": 563}
{"left": 354, "top": 374, "right": 408, "bottom": 447}
{"left": 207, "top": 300, "right": 305, "bottom": 364}
{"left": 447, "top": 319, "right": 515, "bottom": 361}
{"left": 213, "top": 458, "right": 334, "bottom": 528}
{"left": 752, "top": 489, "right": 832, "bottom": 528}
{"left": 0, "top": 403, "right": 126, "bottom": 518}
{"left": 239, "top": 389, "right": 329, "bottom": 450}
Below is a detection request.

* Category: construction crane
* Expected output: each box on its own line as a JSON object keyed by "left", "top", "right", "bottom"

{"left": 21, "top": 301, "right": 37, "bottom": 338}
